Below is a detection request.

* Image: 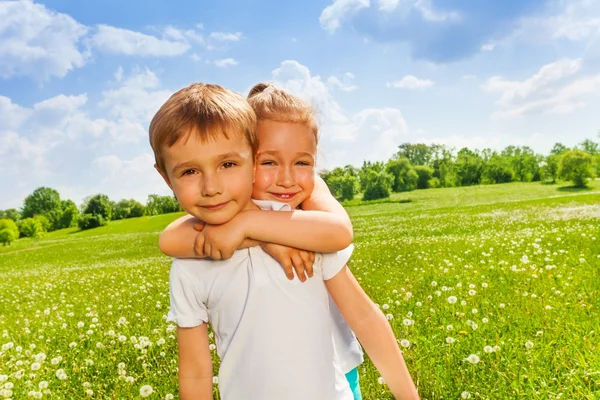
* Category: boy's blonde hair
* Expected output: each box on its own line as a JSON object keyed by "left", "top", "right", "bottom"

{"left": 149, "top": 82, "right": 258, "bottom": 173}
{"left": 247, "top": 83, "right": 318, "bottom": 144}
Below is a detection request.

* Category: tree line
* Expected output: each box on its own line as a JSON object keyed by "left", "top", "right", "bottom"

{"left": 321, "top": 138, "right": 600, "bottom": 202}
{"left": 0, "top": 189, "right": 182, "bottom": 245}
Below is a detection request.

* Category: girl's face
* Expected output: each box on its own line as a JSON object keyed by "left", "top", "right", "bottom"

{"left": 253, "top": 120, "right": 317, "bottom": 209}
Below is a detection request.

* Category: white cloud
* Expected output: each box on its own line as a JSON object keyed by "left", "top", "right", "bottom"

{"left": 387, "top": 75, "right": 434, "bottom": 89}
{"left": 320, "top": 0, "right": 370, "bottom": 33}
{"left": 214, "top": 58, "right": 238, "bottom": 68}
{"left": 0, "top": 0, "right": 88, "bottom": 80}
{"left": 91, "top": 25, "right": 190, "bottom": 57}
{"left": 270, "top": 60, "right": 408, "bottom": 168}
{"left": 210, "top": 31, "right": 243, "bottom": 41}
{"left": 378, "top": 0, "right": 400, "bottom": 12}
{"left": 482, "top": 58, "right": 600, "bottom": 117}
{"left": 0, "top": 68, "right": 175, "bottom": 208}
{"left": 328, "top": 72, "right": 358, "bottom": 92}
{"left": 413, "top": 0, "right": 460, "bottom": 22}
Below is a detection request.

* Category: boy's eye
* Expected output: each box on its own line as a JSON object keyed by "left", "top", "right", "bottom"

{"left": 222, "top": 161, "right": 236, "bottom": 169}
{"left": 296, "top": 161, "right": 311, "bottom": 166}
{"left": 182, "top": 169, "right": 197, "bottom": 176}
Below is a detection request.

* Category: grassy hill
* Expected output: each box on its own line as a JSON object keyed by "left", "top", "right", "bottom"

{"left": 1, "top": 181, "right": 599, "bottom": 399}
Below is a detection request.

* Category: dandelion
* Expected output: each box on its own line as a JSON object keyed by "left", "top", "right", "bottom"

{"left": 377, "top": 376, "right": 386, "bottom": 385}
{"left": 400, "top": 339, "right": 410, "bottom": 348}
{"left": 38, "top": 381, "right": 48, "bottom": 389}
{"left": 126, "top": 376, "right": 135, "bottom": 384}
{"left": 69, "top": 342, "right": 77, "bottom": 348}
{"left": 77, "top": 322, "right": 84, "bottom": 328}
{"left": 212, "top": 376, "right": 219, "bottom": 384}
{"left": 447, "top": 296, "right": 457, "bottom": 304}
{"left": 165, "top": 395, "right": 174, "bottom": 400}
{"left": 209, "top": 344, "right": 216, "bottom": 351}
{"left": 461, "top": 391, "right": 472, "bottom": 399}
{"left": 403, "top": 319, "right": 412, "bottom": 326}
{"left": 431, "top": 281, "right": 437, "bottom": 287}
{"left": 137, "top": 385, "right": 153, "bottom": 398}
{"left": 30, "top": 362, "right": 41, "bottom": 371}
{"left": 482, "top": 317, "right": 489, "bottom": 323}
{"left": 85, "top": 389, "right": 94, "bottom": 396}
{"left": 468, "top": 289, "right": 476, "bottom": 296}
{"left": 56, "top": 369, "right": 67, "bottom": 380}
{"left": 525, "top": 340, "right": 534, "bottom": 349}
{"left": 484, "top": 346, "right": 494, "bottom": 353}
{"left": 382, "top": 304, "right": 389, "bottom": 310}
{"left": 463, "top": 354, "right": 480, "bottom": 364}
{"left": 446, "top": 337, "right": 456, "bottom": 344}
{"left": 0, "top": 376, "right": 6, "bottom": 383}
{"left": 536, "top": 331, "right": 544, "bottom": 337}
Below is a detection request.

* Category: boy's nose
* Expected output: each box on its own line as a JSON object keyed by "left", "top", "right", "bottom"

{"left": 201, "top": 175, "right": 222, "bottom": 197}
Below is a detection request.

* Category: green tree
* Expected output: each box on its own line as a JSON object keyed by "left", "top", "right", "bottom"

{"left": 328, "top": 174, "right": 360, "bottom": 201}
{"left": 19, "top": 218, "right": 45, "bottom": 239}
{"left": 0, "top": 209, "right": 21, "bottom": 222}
{"left": 84, "top": 194, "right": 113, "bottom": 220}
{"left": 21, "top": 187, "right": 62, "bottom": 229}
{"left": 501, "top": 146, "right": 539, "bottom": 182}
{"left": 481, "top": 155, "right": 514, "bottom": 184}
{"left": 78, "top": 214, "right": 107, "bottom": 230}
{"left": 558, "top": 149, "right": 595, "bottom": 187}
{"left": 550, "top": 143, "right": 568, "bottom": 156}
{"left": 579, "top": 139, "right": 599, "bottom": 155}
{"left": 455, "top": 148, "right": 483, "bottom": 186}
{"left": 113, "top": 199, "right": 146, "bottom": 220}
{"left": 413, "top": 165, "right": 435, "bottom": 189}
{"left": 362, "top": 169, "right": 393, "bottom": 201}
{"left": 145, "top": 195, "right": 182, "bottom": 215}
{"left": 0, "top": 219, "right": 19, "bottom": 246}
{"left": 59, "top": 200, "right": 79, "bottom": 228}
{"left": 395, "top": 143, "right": 433, "bottom": 166}
{"left": 540, "top": 154, "right": 560, "bottom": 183}
{"left": 386, "top": 158, "right": 418, "bottom": 192}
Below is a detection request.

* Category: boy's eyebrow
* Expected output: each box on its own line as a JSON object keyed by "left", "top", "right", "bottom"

{"left": 172, "top": 152, "right": 246, "bottom": 172}
{"left": 259, "top": 150, "right": 314, "bottom": 158}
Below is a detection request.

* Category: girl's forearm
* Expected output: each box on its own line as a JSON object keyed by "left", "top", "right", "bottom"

{"left": 159, "top": 215, "right": 260, "bottom": 258}
{"left": 352, "top": 306, "right": 420, "bottom": 400}
{"left": 240, "top": 209, "right": 353, "bottom": 252}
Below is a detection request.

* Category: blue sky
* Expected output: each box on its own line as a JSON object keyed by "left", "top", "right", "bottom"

{"left": 1, "top": 0, "right": 599, "bottom": 208}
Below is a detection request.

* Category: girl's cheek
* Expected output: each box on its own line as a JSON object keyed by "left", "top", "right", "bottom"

{"left": 252, "top": 168, "right": 275, "bottom": 198}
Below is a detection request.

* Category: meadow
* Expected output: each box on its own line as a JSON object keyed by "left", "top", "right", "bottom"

{"left": 1, "top": 181, "right": 599, "bottom": 399}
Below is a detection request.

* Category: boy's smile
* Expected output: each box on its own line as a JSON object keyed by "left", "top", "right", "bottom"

{"left": 157, "top": 130, "right": 257, "bottom": 225}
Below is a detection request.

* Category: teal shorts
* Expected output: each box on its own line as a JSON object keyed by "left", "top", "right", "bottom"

{"left": 345, "top": 368, "right": 362, "bottom": 400}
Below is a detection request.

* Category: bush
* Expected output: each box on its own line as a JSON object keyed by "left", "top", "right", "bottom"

{"left": 559, "top": 149, "right": 595, "bottom": 187}
{"left": 19, "top": 218, "right": 45, "bottom": 238}
{"left": 327, "top": 175, "right": 359, "bottom": 201}
{"left": 362, "top": 170, "right": 393, "bottom": 201}
{"left": 386, "top": 158, "right": 418, "bottom": 192}
{"left": 414, "top": 165, "right": 435, "bottom": 189}
{"left": 0, "top": 219, "right": 19, "bottom": 246}
{"left": 78, "top": 214, "right": 107, "bottom": 230}
{"left": 84, "top": 194, "right": 113, "bottom": 220}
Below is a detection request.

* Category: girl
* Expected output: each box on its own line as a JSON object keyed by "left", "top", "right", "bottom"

{"left": 159, "top": 83, "right": 419, "bottom": 400}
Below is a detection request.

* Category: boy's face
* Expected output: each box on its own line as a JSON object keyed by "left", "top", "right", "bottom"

{"left": 253, "top": 120, "right": 316, "bottom": 210}
{"left": 157, "top": 130, "right": 256, "bottom": 225}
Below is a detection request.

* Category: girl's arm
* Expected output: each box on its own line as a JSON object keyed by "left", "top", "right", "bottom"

{"left": 301, "top": 175, "right": 352, "bottom": 235}
{"left": 325, "top": 267, "right": 420, "bottom": 400}
{"left": 177, "top": 324, "right": 213, "bottom": 400}
{"left": 159, "top": 214, "right": 260, "bottom": 258}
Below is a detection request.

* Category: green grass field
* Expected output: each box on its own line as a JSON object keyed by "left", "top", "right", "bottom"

{"left": 1, "top": 181, "right": 599, "bottom": 399}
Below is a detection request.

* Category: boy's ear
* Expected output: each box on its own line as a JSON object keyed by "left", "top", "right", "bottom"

{"left": 155, "top": 164, "right": 173, "bottom": 191}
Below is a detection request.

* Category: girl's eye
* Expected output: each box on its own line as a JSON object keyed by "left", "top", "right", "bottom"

{"left": 261, "top": 161, "right": 276, "bottom": 166}
{"left": 296, "top": 161, "right": 311, "bottom": 166}
{"left": 222, "top": 161, "right": 236, "bottom": 169}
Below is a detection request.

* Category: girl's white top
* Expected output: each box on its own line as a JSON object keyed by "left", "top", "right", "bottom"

{"left": 167, "top": 200, "right": 362, "bottom": 400}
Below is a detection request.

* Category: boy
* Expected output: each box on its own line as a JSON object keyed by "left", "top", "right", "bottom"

{"left": 150, "top": 83, "right": 419, "bottom": 399}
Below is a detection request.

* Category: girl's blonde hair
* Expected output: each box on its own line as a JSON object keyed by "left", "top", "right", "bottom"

{"left": 247, "top": 83, "right": 319, "bottom": 144}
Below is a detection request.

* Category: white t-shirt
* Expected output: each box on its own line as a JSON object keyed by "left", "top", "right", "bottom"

{"left": 168, "top": 201, "right": 360, "bottom": 400}
{"left": 253, "top": 200, "right": 363, "bottom": 373}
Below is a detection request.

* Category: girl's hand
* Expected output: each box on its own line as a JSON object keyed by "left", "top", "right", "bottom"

{"left": 192, "top": 218, "right": 246, "bottom": 260}
{"left": 261, "top": 243, "right": 315, "bottom": 282}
